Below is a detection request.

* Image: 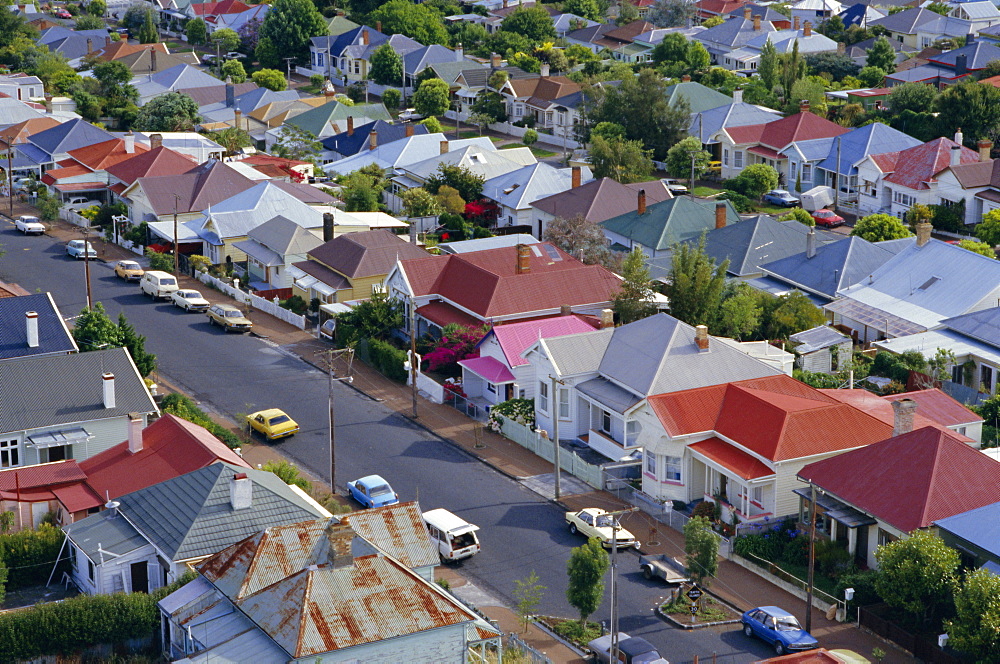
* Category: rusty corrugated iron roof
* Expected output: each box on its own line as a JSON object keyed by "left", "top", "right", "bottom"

{"left": 338, "top": 501, "right": 438, "bottom": 570}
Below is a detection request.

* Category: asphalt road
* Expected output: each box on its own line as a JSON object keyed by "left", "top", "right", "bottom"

{"left": 0, "top": 222, "right": 775, "bottom": 663}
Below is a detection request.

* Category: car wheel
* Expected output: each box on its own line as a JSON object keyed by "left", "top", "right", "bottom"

{"left": 642, "top": 567, "right": 653, "bottom": 580}
{"left": 775, "top": 642, "right": 785, "bottom": 656}
{"left": 569, "top": 523, "right": 578, "bottom": 535}
{"left": 743, "top": 624, "right": 753, "bottom": 638}
{"left": 209, "top": 317, "right": 215, "bottom": 326}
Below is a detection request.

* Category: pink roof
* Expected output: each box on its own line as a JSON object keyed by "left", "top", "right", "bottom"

{"left": 459, "top": 356, "right": 516, "bottom": 384}
{"left": 799, "top": 426, "right": 1000, "bottom": 531}
{"left": 487, "top": 316, "right": 596, "bottom": 367}
{"left": 882, "top": 137, "right": 979, "bottom": 190}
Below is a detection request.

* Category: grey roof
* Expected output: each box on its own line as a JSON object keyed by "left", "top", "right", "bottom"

{"left": 403, "top": 44, "right": 461, "bottom": 76}
{"left": 326, "top": 134, "right": 494, "bottom": 175}
{"left": 694, "top": 16, "right": 775, "bottom": 52}
{"left": 576, "top": 377, "right": 641, "bottom": 413}
{"left": 665, "top": 81, "right": 733, "bottom": 114}
{"left": 789, "top": 325, "right": 850, "bottom": 353}
{"left": 0, "top": 98, "right": 46, "bottom": 128}
{"left": 940, "top": 307, "right": 1000, "bottom": 348}
{"left": 132, "top": 64, "right": 223, "bottom": 103}
{"left": 63, "top": 508, "right": 148, "bottom": 560}
{"left": 935, "top": 500, "right": 1000, "bottom": 557}
{"left": 428, "top": 59, "right": 484, "bottom": 85}
{"left": 245, "top": 215, "right": 322, "bottom": 257}
{"left": 760, "top": 235, "right": 899, "bottom": 300}
{"left": 196, "top": 181, "right": 322, "bottom": 240}
{"left": 0, "top": 292, "right": 77, "bottom": 360}
{"left": 600, "top": 197, "right": 740, "bottom": 251}
{"left": 690, "top": 102, "right": 782, "bottom": 143}
{"left": 869, "top": 6, "right": 939, "bottom": 33}
{"left": 542, "top": 328, "right": 614, "bottom": 376}
{"left": 0, "top": 347, "right": 157, "bottom": 434}
{"left": 597, "top": 313, "right": 781, "bottom": 396}
{"left": 928, "top": 41, "right": 1000, "bottom": 70}
{"left": 86, "top": 462, "right": 325, "bottom": 562}
{"left": 457, "top": 65, "right": 534, "bottom": 89}
{"left": 439, "top": 234, "right": 539, "bottom": 254}
{"left": 28, "top": 118, "right": 114, "bottom": 159}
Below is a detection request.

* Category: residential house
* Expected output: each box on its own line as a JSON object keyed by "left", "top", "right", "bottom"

{"left": 0, "top": 73, "right": 44, "bottom": 102}
{"left": 690, "top": 89, "right": 783, "bottom": 159}
{"left": 869, "top": 7, "right": 942, "bottom": 48}
{"left": 87, "top": 42, "right": 198, "bottom": 75}
{"left": 291, "top": 228, "right": 427, "bottom": 305}
{"left": 797, "top": 424, "right": 1000, "bottom": 568}
{"left": 600, "top": 197, "right": 740, "bottom": 258}
{"left": 131, "top": 64, "right": 227, "bottom": 105}
{"left": 523, "top": 314, "right": 784, "bottom": 462}
{"left": 845, "top": 37, "right": 915, "bottom": 67}
{"left": 729, "top": 4, "right": 791, "bottom": 29}
{"left": 323, "top": 133, "right": 496, "bottom": 175}
{"left": 936, "top": 501, "right": 1000, "bottom": 571}
{"left": 553, "top": 12, "right": 600, "bottom": 37}
{"left": 0, "top": 117, "right": 60, "bottom": 164}
{"left": 0, "top": 347, "right": 158, "bottom": 471}
{"left": 485, "top": 162, "right": 592, "bottom": 228}
{"left": 192, "top": 0, "right": 268, "bottom": 34}
{"left": 307, "top": 25, "right": 408, "bottom": 84}
{"left": 665, "top": 79, "right": 734, "bottom": 115}
{"left": 36, "top": 27, "right": 111, "bottom": 64}
{"left": 106, "top": 142, "right": 198, "bottom": 211}
{"left": 41, "top": 133, "right": 147, "bottom": 205}
{"left": 337, "top": 501, "right": 440, "bottom": 581}
{"left": 63, "top": 462, "right": 328, "bottom": 596}
{"left": 320, "top": 119, "right": 429, "bottom": 162}
{"left": 122, "top": 159, "right": 257, "bottom": 226}
{"left": 531, "top": 177, "right": 672, "bottom": 239}
{"left": 438, "top": 234, "right": 540, "bottom": 254}
{"left": 875, "top": 306, "right": 1000, "bottom": 397}
{"left": 402, "top": 44, "right": 466, "bottom": 90}
{"left": 499, "top": 71, "right": 581, "bottom": 130}
{"left": 699, "top": 0, "right": 752, "bottom": 21}
{"left": 232, "top": 216, "right": 323, "bottom": 290}
{"left": 929, "top": 143, "right": 1000, "bottom": 224}
{"left": 159, "top": 519, "right": 500, "bottom": 662}
{"left": 885, "top": 36, "right": 1000, "bottom": 86}
{"left": 0, "top": 461, "right": 99, "bottom": 531}
{"left": 447, "top": 62, "right": 536, "bottom": 122}
{"left": 838, "top": 2, "right": 885, "bottom": 28}
{"left": 788, "top": 325, "right": 852, "bottom": 373}
{"left": 838, "top": 87, "right": 892, "bottom": 112}
{"left": 882, "top": 389, "right": 983, "bottom": 442}
{"left": 267, "top": 100, "right": 392, "bottom": 145}
{"left": 460, "top": 315, "right": 597, "bottom": 406}
{"left": 855, "top": 134, "right": 979, "bottom": 217}
{"left": 132, "top": 131, "right": 224, "bottom": 163}
{"left": 237, "top": 154, "right": 313, "bottom": 182}
{"left": 723, "top": 22, "right": 838, "bottom": 72}
{"left": 11, "top": 117, "right": 114, "bottom": 177}
{"left": 386, "top": 242, "right": 622, "bottom": 336}
{"left": 717, "top": 108, "right": 850, "bottom": 181}
{"left": 693, "top": 16, "right": 777, "bottom": 65}
{"left": 790, "top": 0, "right": 842, "bottom": 25}
{"left": 0, "top": 292, "right": 77, "bottom": 361}
{"left": 826, "top": 228, "right": 1000, "bottom": 342}
{"left": 566, "top": 20, "right": 656, "bottom": 59}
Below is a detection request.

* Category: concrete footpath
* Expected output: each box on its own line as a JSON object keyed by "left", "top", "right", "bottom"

{"left": 27, "top": 211, "right": 908, "bottom": 663}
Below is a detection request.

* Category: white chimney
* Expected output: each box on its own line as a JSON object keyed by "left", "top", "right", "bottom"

{"left": 540, "top": 63, "right": 549, "bottom": 77}
{"left": 128, "top": 414, "right": 143, "bottom": 454}
{"left": 25, "top": 311, "right": 38, "bottom": 348}
{"left": 950, "top": 145, "right": 962, "bottom": 167}
{"left": 955, "top": 129, "right": 964, "bottom": 146}
{"left": 806, "top": 227, "right": 816, "bottom": 258}
{"left": 732, "top": 88, "right": 743, "bottom": 103}
{"left": 230, "top": 472, "right": 252, "bottom": 510}
{"left": 102, "top": 372, "right": 115, "bottom": 409}
{"left": 124, "top": 131, "right": 134, "bottom": 154}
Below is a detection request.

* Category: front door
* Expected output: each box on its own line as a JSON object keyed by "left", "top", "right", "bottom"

{"left": 130, "top": 561, "right": 149, "bottom": 593}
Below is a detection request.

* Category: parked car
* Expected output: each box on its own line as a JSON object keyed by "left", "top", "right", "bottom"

{"left": 65, "top": 197, "right": 100, "bottom": 210}
{"left": 55, "top": 8, "right": 72, "bottom": 18}
{"left": 422, "top": 508, "right": 481, "bottom": 562}
{"left": 114, "top": 260, "right": 144, "bottom": 280}
{"left": 398, "top": 108, "right": 424, "bottom": 122}
{"left": 588, "top": 633, "right": 669, "bottom": 664}
{"left": 707, "top": 161, "right": 722, "bottom": 175}
{"left": 660, "top": 178, "right": 688, "bottom": 194}
{"left": 12, "top": 177, "right": 35, "bottom": 192}
{"left": 762, "top": 189, "right": 799, "bottom": 207}
{"left": 247, "top": 408, "right": 299, "bottom": 440}
{"left": 170, "top": 288, "right": 210, "bottom": 312}
{"left": 742, "top": 606, "right": 819, "bottom": 655}
{"left": 15, "top": 215, "right": 44, "bottom": 235}
{"left": 565, "top": 508, "right": 639, "bottom": 549}
{"left": 201, "top": 54, "right": 217, "bottom": 64}
{"left": 318, "top": 318, "right": 336, "bottom": 341}
{"left": 206, "top": 303, "right": 252, "bottom": 333}
{"left": 224, "top": 51, "right": 243, "bottom": 60}
{"left": 140, "top": 270, "right": 179, "bottom": 299}
{"left": 811, "top": 209, "right": 845, "bottom": 228}
{"left": 66, "top": 239, "right": 96, "bottom": 259}
{"left": 347, "top": 474, "right": 399, "bottom": 508}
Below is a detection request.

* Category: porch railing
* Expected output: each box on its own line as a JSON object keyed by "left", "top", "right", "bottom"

{"left": 445, "top": 390, "right": 490, "bottom": 423}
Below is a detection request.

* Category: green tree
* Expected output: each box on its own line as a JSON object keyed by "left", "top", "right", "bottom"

{"left": 210, "top": 126, "right": 253, "bottom": 156}
{"left": 765, "top": 291, "right": 826, "bottom": 339}
{"left": 779, "top": 207, "right": 815, "bottom": 225}
{"left": 976, "top": 209, "right": 1000, "bottom": 246}
{"left": 508, "top": 52, "right": 541, "bottom": 74}
{"left": 851, "top": 213, "right": 913, "bottom": 242}
{"left": 513, "top": 571, "right": 546, "bottom": 632}
{"left": 74, "top": 14, "right": 105, "bottom": 30}
{"left": 72, "top": 303, "right": 121, "bottom": 352}
{"left": 818, "top": 14, "right": 845, "bottom": 41}
{"left": 758, "top": 39, "right": 779, "bottom": 91}
{"left": 858, "top": 65, "right": 886, "bottom": 87}
{"left": 734, "top": 163, "right": 779, "bottom": 199}
{"left": 370, "top": 0, "right": 450, "bottom": 46}
{"left": 425, "top": 163, "right": 485, "bottom": 202}
{"left": 562, "top": 0, "right": 603, "bottom": 21}
{"left": 684, "top": 515, "right": 718, "bottom": 586}
{"left": 591, "top": 121, "right": 626, "bottom": 140}
{"left": 866, "top": 36, "right": 896, "bottom": 73}
{"left": 780, "top": 41, "right": 807, "bottom": 101}
{"left": 137, "top": 10, "right": 158, "bottom": 44}
{"left": 590, "top": 135, "right": 653, "bottom": 183}
{"left": 382, "top": 87, "right": 400, "bottom": 110}
{"left": 471, "top": 90, "right": 507, "bottom": 123}
{"left": 272, "top": 124, "right": 321, "bottom": 161}
{"left": 87, "top": 0, "right": 106, "bottom": 16}
{"left": 785, "top": 78, "right": 827, "bottom": 116}
{"left": 702, "top": 15, "right": 724, "bottom": 27}
{"left": 419, "top": 116, "right": 444, "bottom": 133}
{"left": 616, "top": 0, "right": 639, "bottom": 24}
{"left": 401, "top": 187, "right": 441, "bottom": 217}
{"left": 435, "top": 185, "right": 465, "bottom": 215}
{"left": 958, "top": 239, "right": 996, "bottom": 258}
{"left": 651, "top": 32, "right": 688, "bottom": 66}
{"left": 686, "top": 41, "right": 710, "bottom": 72}
{"left": 544, "top": 214, "right": 614, "bottom": 267}
{"left": 717, "top": 282, "right": 763, "bottom": 340}
{"left": 341, "top": 171, "right": 383, "bottom": 211}
{"left": 117, "top": 313, "right": 157, "bottom": 377}
{"left": 946, "top": 567, "right": 1000, "bottom": 662}
{"left": 252, "top": 68, "right": 287, "bottom": 91}
{"left": 501, "top": 5, "right": 557, "bottom": 43}
{"left": 888, "top": 81, "right": 938, "bottom": 114}
{"left": 369, "top": 43, "right": 402, "bottom": 86}
{"left": 934, "top": 82, "right": 1000, "bottom": 146}
{"left": 254, "top": 36, "right": 280, "bottom": 69}
{"left": 185, "top": 16, "right": 207, "bottom": 44}
{"left": 522, "top": 128, "right": 538, "bottom": 146}
{"left": 220, "top": 59, "right": 247, "bottom": 83}
{"left": 120, "top": 3, "right": 155, "bottom": 34}
{"left": 261, "top": 460, "right": 311, "bottom": 490}
{"left": 875, "top": 530, "right": 959, "bottom": 626}
{"left": 806, "top": 52, "right": 860, "bottom": 81}
{"left": 666, "top": 136, "right": 711, "bottom": 181}
{"left": 646, "top": 0, "right": 696, "bottom": 27}
{"left": 337, "top": 291, "right": 401, "bottom": 340}
{"left": 412, "top": 78, "right": 450, "bottom": 118}
{"left": 258, "top": 0, "right": 327, "bottom": 66}
{"left": 93, "top": 60, "right": 136, "bottom": 104}
{"left": 211, "top": 28, "right": 241, "bottom": 53}
{"left": 134, "top": 91, "right": 201, "bottom": 132}
{"left": 664, "top": 234, "right": 728, "bottom": 329}
{"left": 613, "top": 247, "right": 658, "bottom": 325}
{"left": 566, "top": 539, "right": 609, "bottom": 626}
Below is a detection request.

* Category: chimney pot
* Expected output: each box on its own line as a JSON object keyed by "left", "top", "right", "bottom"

{"left": 800, "top": 99, "right": 810, "bottom": 113}
{"left": 681, "top": 74, "right": 691, "bottom": 82}
{"left": 715, "top": 201, "right": 727, "bottom": 229}
{"left": 794, "top": 15, "right": 800, "bottom": 29}
{"left": 369, "top": 128, "right": 378, "bottom": 150}
{"left": 150, "top": 133, "right": 162, "bottom": 149}
{"left": 325, "top": 521, "right": 357, "bottom": 567}
{"left": 916, "top": 221, "right": 932, "bottom": 247}
{"left": 753, "top": 14, "right": 761, "bottom": 31}
{"left": 102, "top": 372, "right": 115, "bottom": 409}
{"left": 955, "top": 129, "right": 964, "bottom": 146}
{"left": 571, "top": 165, "right": 581, "bottom": 188}
{"left": 347, "top": 115, "right": 354, "bottom": 135}
{"left": 891, "top": 398, "right": 917, "bottom": 436}
{"left": 516, "top": 243, "right": 531, "bottom": 273}
{"left": 323, "top": 212, "right": 334, "bottom": 242}
{"left": 440, "top": 139, "right": 449, "bottom": 154}
{"left": 804, "top": 20, "right": 812, "bottom": 36}
{"left": 978, "top": 139, "right": 992, "bottom": 162}
{"left": 638, "top": 189, "right": 647, "bottom": 215}
{"left": 25, "top": 311, "right": 38, "bottom": 348}
{"left": 744, "top": 6, "right": 751, "bottom": 19}
{"left": 405, "top": 123, "right": 414, "bottom": 137}
{"left": 128, "top": 414, "right": 143, "bottom": 454}
{"left": 695, "top": 324, "right": 710, "bottom": 351}
{"left": 600, "top": 308, "right": 614, "bottom": 329}
{"left": 229, "top": 472, "right": 252, "bottom": 510}
{"left": 806, "top": 227, "right": 816, "bottom": 258}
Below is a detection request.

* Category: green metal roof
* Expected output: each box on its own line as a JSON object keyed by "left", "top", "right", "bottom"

{"left": 600, "top": 196, "right": 740, "bottom": 251}
{"left": 665, "top": 82, "right": 734, "bottom": 114}
{"left": 286, "top": 102, "right": 392, "bottom": 136}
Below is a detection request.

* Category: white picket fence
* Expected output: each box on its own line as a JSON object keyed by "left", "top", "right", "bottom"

{"left": 494, "top": 414, "right": 604, "bottom": 489}
{"left": 193, "top": 271, "right": 308, "bottom": 329}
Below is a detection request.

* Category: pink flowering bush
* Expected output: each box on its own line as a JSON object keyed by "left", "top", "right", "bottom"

{"left": 424, "top": 324, "right": 489, "bottom": 376}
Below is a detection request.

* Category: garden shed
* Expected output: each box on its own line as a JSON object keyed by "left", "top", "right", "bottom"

{"left": 789, "top": 326, "right": 852, "bottom": 374}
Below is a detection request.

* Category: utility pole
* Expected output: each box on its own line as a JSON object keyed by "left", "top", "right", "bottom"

{"left": 549, "top": 374, "right": 566, "bottom": 500}
{"left": 83, "top": 225, "right": 93, "bottom": 310}
{"left": 606, "top": 506, "right": 639, "bottom": 664}
{"left": 316, "top": 347, "right": 355, "bottom": 492}
{"left": 688, "top": 150, "right": 699, "bottom": 194}
{"left": 409, "top": 297, "right": 418, "bottom": 418}
{"left": 172, "top": 193, "right": 180, "bottom": 277}
{"left": 4, "top": 134, "right": 13, "bottom": 218}
{"left": 805, "top": 481, "right": 817, "bottom": 632}
{"left": 283, "top": 57, "right": 295, "bottom": 89}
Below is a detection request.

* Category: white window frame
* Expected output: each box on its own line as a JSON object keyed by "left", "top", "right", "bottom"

{"left": 734, "top": 151, "right": 744, "bottom": 168}
{"left": 0, "top": 438, "right": 20, "bottom": 468}
{"left": 625, "top": 419, "right": 640, "bottom": 447}
{"left": 723, "top": 149, "right": 729, "bottom": 166}
{"left": 644, "top": 451, "right": 656, "bottom": 477}
{"left": 538, "top": 380, "right": 549, "bottom": 413}
{"left": 558, "top": 388, "right": 570, "bottom": 420}
{"left": 664, "top": 455, "right": 681, "bottom": 482}
{"left": 600, "top": 409, "right": 612, "bottom": 434}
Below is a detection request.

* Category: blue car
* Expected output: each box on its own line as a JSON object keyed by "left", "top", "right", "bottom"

{"left": 762, "top": 189, "right": 800, "bottom": 207}
{"left": 741, "top": 606, "right": 818, "bottom": 655}
{"left": 347, "top": 475, "right": 399, "bottom": 508}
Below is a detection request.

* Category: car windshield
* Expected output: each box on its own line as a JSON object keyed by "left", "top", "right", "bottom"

{"left": 595, "top": 515, "right": 620, "bottom": 528}
{"left": 369, "top": 483, "right": 392, "bottom": 497}
{"left": 121, "top": 262, "right": 139, "bottom": 269}
{"left": 225, "top": 310, "right": 242, "bottom": 317}
{"left": 775, "top": 616, "right": 801, "bottom": 631}
{"left": 817, "top": 211, "right": 833, "bottom": 217}
{"left": 269, "top": 415, "right": 290, "bottom": 425}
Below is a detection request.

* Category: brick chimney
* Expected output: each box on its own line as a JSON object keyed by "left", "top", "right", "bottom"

{"left": 44, "top": 93, "right": 52, "bottom": 114}
{"left": 950, "top": 144, "right": 962, "bottom": 167}
{"left": 128, "top": 414, "right": 143, "bottom": 454}
{"left": 150, "top": 133, "right": 162, "bottom": 149}
{"left": 347, "top": 115, "right": 354, "bottom": 136}
{"left": 571, "top": 165, "right": 581, "bottom": 188}
{"left": 681, "top": 74, "right": 691, "bottom": 82}
{"left": 25, "top": 311, "right": 38, "bottom": 348}
{"left": 804, "top": 20, "right": 812, "bottom": 37}
{"left": 323, "top": 211, "right": 334, "bottom": 242}
{"left": 806, "top": 227, "right": 816, "bottom": 258}
{"left": 325, "top": 521, "right": 356, "bottom": 567}
{"left": 369, "top": 129, "right": 378, "bottom": 150}
{"left": 103, "top": 372, "right": 115, "bottom": 409}
{"left": 375, "top": 20, "right": 381, "bottom": 32}
{"left": 234, "top": 109, "right": 242, "bottom": 131}
{"left": 637, "top": 189, "right": 646, "bottom": 214}
{"left": 916, "top": 221, "right": 932, "bottom": 247}
{"left": 87, "top": 38, "right": 93, "bottom": 54}
{"left": 891, "top": 398, "right": 917, "bottom": 436}
{"left": 744, "top": 6, "right": 751, "bottom": 19}
{"left": 793, "top": 15, "right": 800, "bottom": 29}
{"left": 516, "top": 243, "right": 531, "bottom": 274}
{"left": 979, "top": 139, "right": 992, "bottom": 162}
{"left": 362, "top": 29, "right": 369, "bottom": 45}
{"left": 491, "top": 52, "right": 502, "bottom": 68}
{"left": 405, "top": 123, "right": 414, "bottom": 137}
{"left": 715, "top": 201, "right": 727, "bottom": 228}
{"left": 600, "top": 308, "right": 614, "bottom": 329}
{"left": 440, "top": 140, "right": 449, "bottom": 154}
{"left": 753, "top": 14, "right": 761, "bottom": 30}
{"left": 695, "top": 324, "right": 710, "bottom": 351}
{"left": 800, "top": 99, "right": 810, "bottom": 113}
{"left": 229, "top": 472, "right": 252, "bottom": 510}
{"left": 150, "top": 47, "right": 157, "bottom": 71}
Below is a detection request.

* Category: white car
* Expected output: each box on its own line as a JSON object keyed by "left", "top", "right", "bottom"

{"left": 12, "top": 177, "right": 34, "bottom": 192}
{"left": 660, "top": 178, "right": 688, "bottom": 194}
{"left": 66, "top": 239, "right": 97, "bottom": 259}
{"left": 398, "top": 108, "right": 424, "bottom": 122}
{"left": 171, "top": 288, "right": 210, "bottom": 312}
{"left": 65, "top": 197, "right": 100, "bottom": 210}
{"left": 15, "top": 215, "right": 44, "bottom": 235}
{"left": 224, "top": 51, "right": 243, "bottom": 60}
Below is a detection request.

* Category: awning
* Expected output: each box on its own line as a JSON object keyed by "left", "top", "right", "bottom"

{"left": 824, "top": 297, "right": 926, "bottom": 338}
{"left": 417, "top": 301, "right": 480, "bottom": 328}
{"left": 232, "top": 239, "right": 283, "bottom": 267}
{"left": 748, "top": 146, "right": 784, "bottom": 160}
{"left": 54, "top": 182, "right": 106, "bottom": 192}
{"left": 27, "top": 427, "right": 92, "bottom": 448}
{"left": 792, "top": 487, "right": 876, "bottom": 528}
{"left": 975, "top": 189, "right": 1000, "bottom": 204}
{"left": 576, "top": 377, "right": 641, "bottom": 415}
{"left": 689, "top": 437, "right": 773, "bottom": 481}
{"left": 311, "top": 280, "right": 336, "bottom": 297}
{"left": 459, "top": 356, "right": 515, "bottom": 384}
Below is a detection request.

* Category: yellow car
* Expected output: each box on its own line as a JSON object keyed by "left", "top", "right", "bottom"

{"left": 247, "top": 409, "right": 299, "bottom": 440}
{"left": 114, "top": 260, "right": 144, "bottom": 281}
{"left": 708, "top": 160, "right": 722, "bottom": 175}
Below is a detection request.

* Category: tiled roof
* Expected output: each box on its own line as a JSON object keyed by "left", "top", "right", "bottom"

{"left": 882, "top": 390, "right": 981, "bottom": 427}
{"left": 531, "top": 177, "right": 672, "bottom": 223}
{"left": 648, "top": 374, "right": 894, "bottom": 461}
{"left": 0, "top": 292, "right": 77, "bottom": 359}
{"left": 727, "top": 111, "right": 849, "bottom": 150}
{"left": 79, "top": 413, "right": 250, "bottom": 501}
{"left": 105, "top": 146, "right": 197, "bottom": 185}
{"left": 689, "top": 437, "right": 773, "bottom": 479}
{"left": 308, "top": 229, "right": 427, "bottom": 279}
{"left": 798, "top": 427, "right": 1000, "bottom": 531}
{"left": 882, "top": 137, "right": 979, "bottom": 190}
{"left": 487, "top": 316, "right": 596, "bottom": 367}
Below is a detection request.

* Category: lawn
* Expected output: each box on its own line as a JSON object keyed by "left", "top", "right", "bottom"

{"left": 692, "top": 186, "right": 722, "bottom": 197}
{"left": 500, "top": 143, "right": 557, "bottom": 157}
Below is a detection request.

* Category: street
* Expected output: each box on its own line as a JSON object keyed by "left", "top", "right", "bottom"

{"left": 0, "top": 220, "right": 777, "bottom": 662}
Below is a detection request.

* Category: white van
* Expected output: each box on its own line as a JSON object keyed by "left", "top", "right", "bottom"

{"left": 140, "top": 270, "right": 179, "bottom": 299}
{"left": 422, "top": 508, "right": 480, "bottom": 562}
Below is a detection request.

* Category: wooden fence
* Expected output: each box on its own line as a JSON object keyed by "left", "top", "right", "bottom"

{"left": 193, "top": 271, "right": 307, "bottom": 329}
{"left": 859, "top": 605, "right": 964, "bottom": 664}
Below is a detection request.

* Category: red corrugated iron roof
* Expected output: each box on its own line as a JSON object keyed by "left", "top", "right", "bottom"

{"left": 68, "top": 138, "right": 149, "bottom": 171}
{"left": 748, "top": 145, "right": 784, "bottom": 160}
{"left": 52, "top": 482, "right": 103, "bottom": 512}
{"left": 727, "top": 112, "right": 849, "bottom": 150}
{"left": 416, "top": 300, "right": 481, "bottom": 328}
{"left": 53, "top": 182, "right": 106, "bottom": 192}
{"left": 689, "top": 437, "right": 773, "bottom": 480}
{"left": 883, "top": 137, "right": 979, "bottom": 190}
{"left": 799, "top": 426, "right": 1000, "bottom": 531}
{"left": 0, "top": 461, "right": 86, "bottom": 491}
{"left": 106, "top": 146, "right": 197, "bottom": 185}
{"left": 821, "top": 388, "right": 975, "bottom": 442}
{"left": 882, "top": 390, "right": 981, "bottom": 427}
{"left": 42, "top": 163, "right": 92, "bottom": 183}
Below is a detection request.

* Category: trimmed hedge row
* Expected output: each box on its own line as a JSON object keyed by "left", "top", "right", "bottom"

{"left": 0, "top": 524, "right": 67, "bottom": 591}
{"left": 368, "top": 338, "right": 408, "bottom": 383}
{"left": 160, "top": 393, "right": 242, "bottom": 448}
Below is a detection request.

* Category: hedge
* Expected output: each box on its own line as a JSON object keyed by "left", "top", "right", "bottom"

{"left": 368, "top": 338, "right": 408, "bottom": 383}
{"left": 160, "top": 393, "right": 242, "bottom": 448}
{"left": 0, "top": 524, "right": 67, "bottom": 591}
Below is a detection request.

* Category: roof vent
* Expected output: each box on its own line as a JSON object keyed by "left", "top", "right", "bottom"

{"left": 105, "top": 500, "right": 120, "bottom": 518}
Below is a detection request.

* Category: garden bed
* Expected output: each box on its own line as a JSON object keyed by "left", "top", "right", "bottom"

{"left": 657, "top": 594, "right": 743, "bottom": 629}
{"left": 536, "top": 616, "right": 598, "bottom": 653}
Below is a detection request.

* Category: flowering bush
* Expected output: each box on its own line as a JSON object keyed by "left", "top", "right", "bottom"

{"left": 424, "top": 323, "right": 489, "bottom": 376}
{"left": 443, "top": 381, "right": 466, "bottom": 399}
{"left": 732, "top": 518, "right": 806, "bottom": 566}
{"left": 488, "top": 398, "right": 536, "bottom": 432}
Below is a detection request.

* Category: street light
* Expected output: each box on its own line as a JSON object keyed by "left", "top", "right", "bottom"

{"left": 604, "top": 506, "right": 638, "bottom": 663}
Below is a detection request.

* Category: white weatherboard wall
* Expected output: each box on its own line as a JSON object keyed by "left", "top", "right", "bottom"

{"left": 17, "top": 416, "right": 139, "bottom": 467}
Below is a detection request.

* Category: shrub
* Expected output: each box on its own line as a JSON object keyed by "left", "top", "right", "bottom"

{"left": 716, "top": 190, "right": 756, "bottom": 213}
{"left": 368, "top": 338, "right": 408, "bottom": 382}
{"left": 815, "top": 539, "right": 853, "bottom": 578}
{"left": 280, "top": 294, "right": 308, "bottom": 315}
{"left": 836, "top": 569, "right": 881, "bottom": 612}
{"left": 488, "top": 398, "right": 536, "bottom": 432}
{"left": 423, "top": 323, "right": 488, "bottom": 376}
{"left": 160, "top": 393, "right": 242, "bottom": 448}
{"left": 691, "top": 500, "right": 719, "bottom": 522}
{"left": 0, "top": 525, "right": 68, "bottom": 591}
{"left": 309, "top": 74, "right": 324, "bottom": 88}
{"left": 145, "top": 247, "right": 173, "bottom": 272}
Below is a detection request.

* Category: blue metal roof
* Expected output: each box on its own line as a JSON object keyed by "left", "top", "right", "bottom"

{"left": 760, "top": 235, "right": 897, "bottom": 300}
{"left": 816, "top": 123, "right": 922, "bottom": 175}
{"left": 0, "top": 293, "right": 77, "bottom": 360}
{"left": 935, "top": 500, "right": 1000, "bottom": 558}
{"left": 940, "top": 306, "right": 1000, "bottom": 348}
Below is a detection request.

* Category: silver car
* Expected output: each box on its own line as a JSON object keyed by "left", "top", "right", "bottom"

{"left": 66, "top": 239, "right": 97, "bottom": 259}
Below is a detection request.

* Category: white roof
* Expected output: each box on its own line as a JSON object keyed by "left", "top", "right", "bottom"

{"left": 874, "top": 328, "right": 1000, "bottom": 366}
{"left": 792, "top": 0, "right": 842, "bottom": 11}
{"left": 196, "top": 181, "right": 322, "bottom": 240}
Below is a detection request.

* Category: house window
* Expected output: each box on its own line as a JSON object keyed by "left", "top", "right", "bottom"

{"left": 893, "top": 191, "right": 915, "bottom": 207}
{"left": 600, "top": 410, "right": 612, "bottom": 434}
{"left": 952, "top": 365, "right": 964, "bottom": 385}
{"left": 751, "top": 485, "right": 764, "bottom": 505}
{"left": 558, "top": 388, "right": 570, "bottom": 420}
{"left": 486, "top": 382, "right": 497, "bottom": 394}
{"left": 801, "top": 164, "right": 812, "bottom": 181}
{"left": 538, "top": 381, "right": 549, "bottom": 413}
{"left": 982, "top": 364, "right": 994, "bottom": 392}
{"left": 734, "top": 151, "right": 744, "bottom": 168}
{"left": 877, "top": 528, "right": 897, "bottom": 547}
{"left": 625, "top": 419, "right": 640, "bottom": 447}
{"left": 939, "top": 198, "right": 957, "bottom": 207}
{"left": 0, "top": 439, "right": 19, "bottom": 468}
{"left": 790, "top": 161, "right": 798, "bottom": 178}
{"left": 723, "top": 149, "right": 729, "bottom": 166}
{"left": 88, "top": 559, "right": 95, "bottom": 582}
{"left": 40, "top": 445, "right": 72, "bottom": 464}
{"left": 664, "top": 456, "right": 681, "bottom": 481}
{"left": 644, "top": 451, "right": 656, "bottom": 476}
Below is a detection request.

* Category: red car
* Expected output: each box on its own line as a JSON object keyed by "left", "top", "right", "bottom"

{"left": 811, "top": 209, "right": 845, "bottom": 228}
{"left": 55, "top": 8, "right": 72, "bottom": 18}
